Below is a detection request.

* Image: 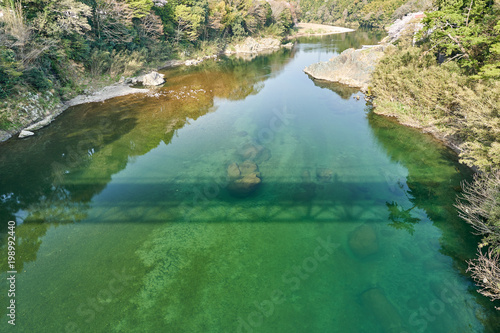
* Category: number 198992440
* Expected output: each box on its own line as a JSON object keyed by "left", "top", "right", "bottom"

{"left": 7, "top": 220, "right": 16, "bottom": 326}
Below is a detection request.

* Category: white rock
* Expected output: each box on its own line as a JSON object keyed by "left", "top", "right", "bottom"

{"left": 19, "top": 130, "right": 34, "bottom": 138}
{"left": 141, "top": 71, "right": 165, "bottom": 86}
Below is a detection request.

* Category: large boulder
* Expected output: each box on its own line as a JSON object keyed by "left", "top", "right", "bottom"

{"left": 134, "top": 71, "right": 165, "bottom": 86}
{"left": 361, "top": 288, "right": 404, "bottom": 333}
{"left": 304, "top": 45, "right": 393, "bottom": 92}
{"left": 348, "top": 224, "right": 378, "bottom": 257}
{"left": 239, "top": 144, "right": 271, "bottom": 163}
{"left": 316, "top": 168, "right": 333, "bottom": 182}
{"left": 226, "top": 160, "right": 261, "bottom": 196}
{"left": 227, "top": 163, "right": 241, "bottom": 180}
{"left": 239, "top": 160, "right": 258, "bottom": 175}
{"left": 227, "top": 172, "right": 261, "bottom": 196}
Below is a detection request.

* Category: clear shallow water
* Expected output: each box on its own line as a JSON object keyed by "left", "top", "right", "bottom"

{"left": 1, "top": 31, "right": 500, "bottom": 332}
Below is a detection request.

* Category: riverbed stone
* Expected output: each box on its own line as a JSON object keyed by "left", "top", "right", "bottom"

{"left": 227, "top": 172, "right": 261, "bottom": 196}
{"left": 239, "top": 160, "right": 258, "bottom": 175}
{"left": 361, "top": 288, "right": 404, "bottom": 333}
{"left": 316, "top": 168, "right": 333, "bottom": 182}
{"left": 227, "top": 163, "right": 241, "bottom": 180}
{"left": 348, "top": 224, "right": 378, "bottom": 257}
{"left": 239, "top": 144, "right": 271, "bottom": 163}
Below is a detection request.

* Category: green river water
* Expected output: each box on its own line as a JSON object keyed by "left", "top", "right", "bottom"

{"left": 1, "top": 30, "right": 500, "bottom": 332}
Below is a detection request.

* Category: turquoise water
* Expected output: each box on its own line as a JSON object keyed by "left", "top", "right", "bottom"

{"left": 1, "top": 31, "right": 499, "bottom": 332}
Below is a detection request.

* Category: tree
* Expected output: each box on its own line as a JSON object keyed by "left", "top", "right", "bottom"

{"left": 126, "top": 0, "right": 154, "bottom": 18}
{"left": 26, "top": 0, "right": 91, "bottom": 37}
{"left": 84, "top": 0, "right": 134, "bottom": 43}
{"left": 174, "top": 3, "right": 207, "bottom": 42}
{"left": 419, "top": 0, "right": 500, "bottom": 76}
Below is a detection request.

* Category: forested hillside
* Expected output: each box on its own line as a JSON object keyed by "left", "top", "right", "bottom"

{"left": 0, "top": 0, "right": 295, "bottom": 131}
{"left": 297, "top": 0, "right": 432, "bottom": 27}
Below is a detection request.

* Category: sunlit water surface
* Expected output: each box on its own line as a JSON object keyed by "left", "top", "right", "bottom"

{"left": 1, "top": 30, "right": 499, "bottom": 332}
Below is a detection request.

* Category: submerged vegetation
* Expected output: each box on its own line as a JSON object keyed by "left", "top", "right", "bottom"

{"left": 371, "top": 0, "right": 500, "bottom": 307}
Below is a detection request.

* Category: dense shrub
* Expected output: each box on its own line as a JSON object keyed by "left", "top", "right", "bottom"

{"left": 372, "top": 46, "right": 500, "bottom": 171}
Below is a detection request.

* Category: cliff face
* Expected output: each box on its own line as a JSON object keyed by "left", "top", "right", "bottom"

{"left": 304, "top": 45, "right": 392, "bottom": 92}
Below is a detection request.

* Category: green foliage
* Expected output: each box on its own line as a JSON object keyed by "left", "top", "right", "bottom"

{"left": 175, "top": 2, "right": 207, "bottom": 41}
{"left": 25, "top": 0, "right": 92, "bottom": 37}
{"left": 419, "top": 0, "right": 500, "bottom": 76}
{"left": 23, "top": 67, "right": 53, "bottom": 90}
{"left": 372, "top": 45, "right": 500, "bottom": 171}
{"left": 0, "top": 47, "right": 22, "bottom": 98}
{"left": 126, "top": 0, "right": 154, "bottom": 18}
{"left": 297, "top": 0, "right": 431, "bottom": 27}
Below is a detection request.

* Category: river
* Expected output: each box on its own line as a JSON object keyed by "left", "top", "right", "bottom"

{"left": 0, "top": 30, "right": 499, "bottom": 332}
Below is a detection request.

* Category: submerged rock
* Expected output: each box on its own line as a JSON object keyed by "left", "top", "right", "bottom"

{"left": 304, "top": 45, "right": 393, "bottom": 92}
{"left": 239, "top": 160, "right": 258, "bottom": 175}
{"left": 239, "top": 144, "right": 271, "bottom": 163}
{"left": 348, "top": 224, "right": 378, "bottom": 257}
{"left": 316, "top": 168, "right": 333, "bottom": 182}
{"left": 228, "top": 172, "right": 261, "bottom": 196}
{"left": 227, "top": 163, "right": 241, "bottom": 180}
{"left": 226, "top": 161, "right": 261, "bottom": 196}
{"left": 18, "top": 130, "right": 34, "bottom": 138}
{"left": 361, "top": 288, "right": 404, "bottom": 333}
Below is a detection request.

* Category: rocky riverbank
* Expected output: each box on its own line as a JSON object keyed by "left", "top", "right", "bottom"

{"left": 1, "top": 37, "right": 289, "bottom": 143}
{"left": 303, "top": 13, "right": 425, "bottom": 91}
{"left": 304, "top": 45, "right": 393, "bottom": 92}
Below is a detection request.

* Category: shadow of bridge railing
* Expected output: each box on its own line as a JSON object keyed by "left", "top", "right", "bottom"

{"left": 37, "top": 178, "right": 408, "bottom": 224}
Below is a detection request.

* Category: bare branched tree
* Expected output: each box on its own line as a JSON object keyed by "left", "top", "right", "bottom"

{"left": 456, "top": 170, "right": 500, "bottom": 238}
{"left": 93, "top": 0, "right": 134, "bottom": 43}
{"left": 140, "top": 12, "right": 163, "bottom": 39}
{"left": 457, "top": 170, "right": 500, "bottom": 308}
{"left": 467, "top": 248, "right": 500, "bottom": 309}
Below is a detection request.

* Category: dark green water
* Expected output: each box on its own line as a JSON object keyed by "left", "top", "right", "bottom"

{"left": 1, "top": 31, "right": 500, "bottom": 332}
